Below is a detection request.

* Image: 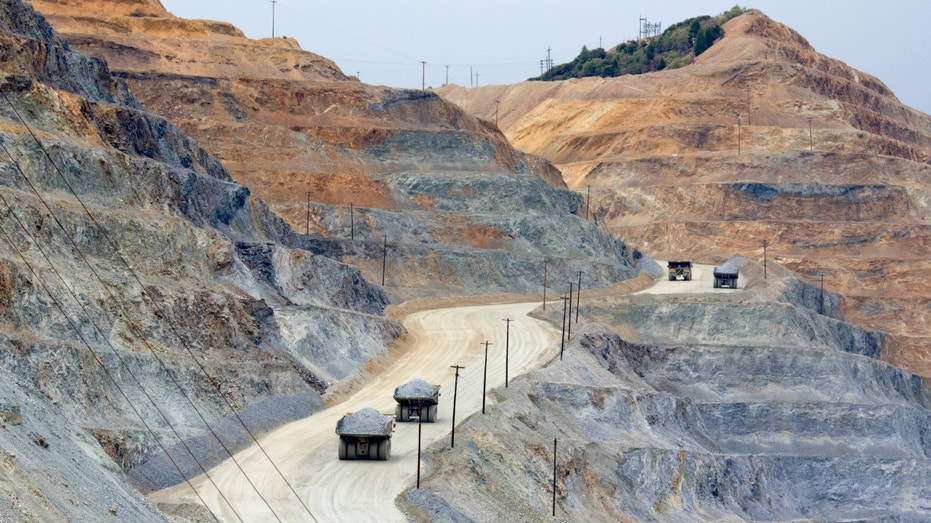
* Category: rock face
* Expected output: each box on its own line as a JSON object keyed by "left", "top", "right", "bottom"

{"left": 436, "top": 9, "right": 931, "bottom": 377}
{"left": 29, "top": 0, "right": 632, "bottom": 303}
{"left": 405, "top": 261, "right": 931, "bottom": 522}
{"left": 0, "top": 0, "right": 401, "bottom": 516}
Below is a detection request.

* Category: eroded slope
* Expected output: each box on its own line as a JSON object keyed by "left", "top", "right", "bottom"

{"left": 405, "top": 261, "right": 931, "bottom": 522}
{"left": 30, "top": 0, "right": 631, "bottom": 304}
{"left": 0, "top": 0, "right": 398, "bottom": 517}
{"left": 437, "top": 10, "right": 931, "bottom": 375}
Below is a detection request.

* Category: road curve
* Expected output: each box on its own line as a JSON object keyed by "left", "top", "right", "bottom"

{"left": 150, "top": 300, "right": 560, "bottom": 522}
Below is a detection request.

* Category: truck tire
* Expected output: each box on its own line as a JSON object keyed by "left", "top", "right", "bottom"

{"left": 399, "top": 405, "right": 409, "bottom": 422}
{"left": 338, "top": 439, "right": 347, "bottom": 460}
{"left": 395, "top": 404, "right": 401, "bottom": 420}
{"left": 346, "top": 441, "right": 356, "bottom": 460}
{"left": 426, "top": 405, "right": 437, "bottom": 422}
{"left": 378, "top": 439, "right": 391, "bottom": 460}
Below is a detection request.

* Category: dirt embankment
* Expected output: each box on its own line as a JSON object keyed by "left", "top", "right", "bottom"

{"left": 436, "top": 10, "right": 931, "bottom": 375}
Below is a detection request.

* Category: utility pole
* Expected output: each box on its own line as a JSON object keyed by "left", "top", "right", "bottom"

{"left": 449, "top": 365, "right": 464, "bottom": 448}
{"left": 559, "top": 296, "right": 569, "bottom": 360}
{"left": 820, "top": 275, "right": 824, "bottom": 314}
{"left": 566, "top": 282, "right": 574, "bottom": 341}
{"left": 481, "top": 341, "right": 493, "bottom": 413}
{"left": 416, "top": 399, "right": 423, "bottom": 488}
{"left": 305, "top": 191, "right": 311, "bottom": 235}
{"left": 270, "top": 0, "right": 277, "bottom": 38}
{"left": 576, "top": 271, "right": 582, "bottom": 324}
{"left": 475, "top": 71, "right": 479, "bottom": 87}
{"left": 762, "top": 239, "right": 768, "bottom": 280}
{"left": 421, "top": 61, "right": 426, "bottom": 91}
{"left": 502, "top": 318, "right": 513, "bottom": 387}
{"left": 381, "top": 236, "right": 387, "bottom": 286}
{"left": 542, "top": 260, "right": 547, "bottom": 310}
{"left": 552, "top": 438, "right": 558, "bottom": 516}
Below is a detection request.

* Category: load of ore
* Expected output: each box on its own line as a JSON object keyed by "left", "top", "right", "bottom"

{"left": 336, "top": 407, "right": 391, "bottom": 436}
{"left": 394, "top": 378, "right": 436, "bottom": 400}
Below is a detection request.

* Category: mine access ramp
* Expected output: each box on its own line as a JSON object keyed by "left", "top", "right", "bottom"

{"left": 667, "top": 261, "right": 693, "bottom": 281}
{"left": 336, "top": 407, "right": 394, "bottom": 460}
{"left": 394, "top": 378, "right": 440, "bottom": 422}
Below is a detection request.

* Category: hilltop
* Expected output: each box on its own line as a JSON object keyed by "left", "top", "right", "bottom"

{"left": 537, "top": 6, "right": 744, "bottom": 81}
{"left": 437, "top": 9, "right": 931, "bottom": 376}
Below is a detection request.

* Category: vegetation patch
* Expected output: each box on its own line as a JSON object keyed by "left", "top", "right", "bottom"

{"left": 534, "top": 5, "right": 745, "bottom": 81}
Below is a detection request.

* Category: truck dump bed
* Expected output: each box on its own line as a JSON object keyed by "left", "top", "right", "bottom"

{"left": 335, "top": 407, "right": 393, "bottom": 437}
{"left": 393, "top": 378, "right": 441, "bottom": 405}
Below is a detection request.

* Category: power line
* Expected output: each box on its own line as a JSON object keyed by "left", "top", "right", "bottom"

{"left": 1, "top": 90, "right": 318, "bottom": 521}
{"left": 0, "top": 137, "right": 233, "bottom": 522}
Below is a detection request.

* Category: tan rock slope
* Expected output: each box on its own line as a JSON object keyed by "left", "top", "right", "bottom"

{"left": 438, "top": 10, "right": 931, "bottom": 376}
{"left": 32, "top": 0, "right": 564, "bottom": 216}
{"left": 32, "top": 0, "right": 614, "bottom": 303}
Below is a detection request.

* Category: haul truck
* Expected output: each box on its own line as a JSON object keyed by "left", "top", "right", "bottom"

{"left": 667, "top": 261, "right": 693, "bottom": 281}
{"left": 394, "top": 378, "right": 440, "bottom": 423}
{"left": 713, "top": 263, "right": 739, "bottom": 288}
{"left": 336, "top": 407, "right": 394, "bottom": 460}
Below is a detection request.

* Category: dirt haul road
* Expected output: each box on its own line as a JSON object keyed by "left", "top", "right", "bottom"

{"left": 638, "top": 262, "right": 742, "bottom": 295}
{"left": 150, "top": 300, "right": 561, "bottom": 522}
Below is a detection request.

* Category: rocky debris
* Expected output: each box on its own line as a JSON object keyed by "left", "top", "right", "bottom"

{"left": 713, "top": 261, "right": 738, "bottom": 275}
{"left": 0, "top": 367, "right": 168, "bottom": 523}
{"left": 336, "top": 407, "right": 393, "bottom": 437}
{"left": 407, "top": 267, "right": 931, "bottom": 521}
{"left": 394, "top": 379, "right": 437, "bottom": 401}
{"left": 0, "top": 403, "right": 21, "bottom": 425}
{"left": 0, "top": 0, "right": 404, "bottom": 516}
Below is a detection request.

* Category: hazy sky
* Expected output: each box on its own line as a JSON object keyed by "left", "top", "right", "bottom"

{"left": 159, "top": 1, "right": 931, "bottom": 115}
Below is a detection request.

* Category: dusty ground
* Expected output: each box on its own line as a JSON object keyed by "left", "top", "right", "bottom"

{"left": 149, "top": 299, "right": 561, "bottom": 521}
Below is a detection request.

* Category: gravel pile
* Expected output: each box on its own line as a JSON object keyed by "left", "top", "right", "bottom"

{"left": 336, "top": 408, "right": 392, "bottom": 436}
{"left": 714, "top": 261, "right": 739, "bottom": 275}
{"left": 394, "top": 378, "right": 436, "bottom": 400}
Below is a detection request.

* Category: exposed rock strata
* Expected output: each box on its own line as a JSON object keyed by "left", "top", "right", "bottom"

{"left": 437, "top": 10, "right": 931, "bottom": 376}
{"left": 29, "top": 0, "right": 630, "bottom": 302}
{"left": 0, "top": 0, "right": 398, "bottom": 517}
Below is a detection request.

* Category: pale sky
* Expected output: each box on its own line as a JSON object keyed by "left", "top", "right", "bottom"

{"left": 159, "top": 1, "right": 931, "bottom": 115}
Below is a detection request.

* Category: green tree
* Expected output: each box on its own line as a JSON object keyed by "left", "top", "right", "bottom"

{"left": 689, "top": 20, "right": 701, "bottom": 44}
{"left": 695, "top": 25, "right": 721, "bottom": 56}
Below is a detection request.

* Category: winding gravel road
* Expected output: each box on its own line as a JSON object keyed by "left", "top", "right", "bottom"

{"left": 151, "top": 300, "right": 560, "bottom": 522}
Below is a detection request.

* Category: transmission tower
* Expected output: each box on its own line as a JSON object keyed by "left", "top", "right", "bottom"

{"left": 540, "top": 46, "right": 554, "bottom": 76}
{"left": 639, "top": 16, "right": 662, "bottom": 39}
